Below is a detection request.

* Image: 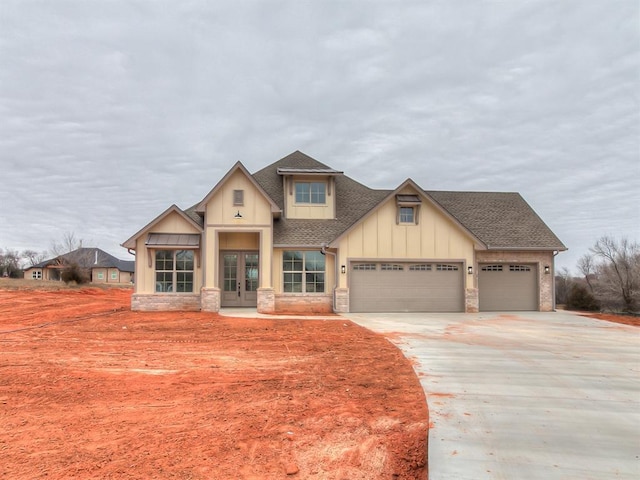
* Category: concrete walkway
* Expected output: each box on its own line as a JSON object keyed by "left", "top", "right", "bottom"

{"left": 344, "top": 311, "right": 640, "bottom": 480}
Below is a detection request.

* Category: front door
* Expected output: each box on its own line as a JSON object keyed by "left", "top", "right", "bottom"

{"left": 220, "top": 251, "right": 259, "bottom": 307}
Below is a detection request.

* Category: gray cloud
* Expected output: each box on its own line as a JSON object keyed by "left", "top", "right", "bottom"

{"left": 1, "top": 0, "right": 638, "bottom": 273}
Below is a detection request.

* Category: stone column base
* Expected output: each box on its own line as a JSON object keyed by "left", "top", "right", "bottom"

{"left": 201, "top": 287, "right": 221, "bottom": 312}
{"left": 257, "top": 288, "right": 275, "bottom": 314}
{"left": 465, "top": 288, "right": 479, "bottom": 313}
{"left": 334, "top": 288, "right": 349, "bottom": 313}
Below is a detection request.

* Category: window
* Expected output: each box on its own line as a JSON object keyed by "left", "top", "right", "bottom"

{"left": 399, "top": 207, "right": 415, "bottom": 223}
{"left": 155, "top": 250, "right": 194, "bottom": 293}
{"left": 437, "top": 264, "right": 459, "bottom": 271}
{"left": 353, "top": 263, "right": 377, "bottom": 271}
{"left": 381, "top": 264, "right": 404, "bottom": 271}
{"left": 283, "top": 251, "right": 325, "bottom": 293}
{"left": 481, "top": 265, "right": 503, "bottom": 272}
{"left": 111, "top": 271, "right": 118, "bottom": 280}
{"left": 233, "top": 190, "right": 244, "bottom": 206}
{"left": 409, "top": 264, "right": 432, "bottom": 271}
{"left": 396, "top": 194, "right": 421, "bottom": 225}
{"left": 510, "top": 265, "right": 531, "bottom": 272}
{"left": 295, "top": 182, "right": 326, "bottom": 204}
{"left": 97, "top": 272, "right": 104, "bottom": 280}
{"left": 32, "top": 270, "right": 42, "bottom": 279}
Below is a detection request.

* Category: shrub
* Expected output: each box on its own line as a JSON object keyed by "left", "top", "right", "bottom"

{"left": 61, "top": 263, "right": 88, "bottom": 285}
{"left": 566, "top": 284, "right": 600, "bottom": 311}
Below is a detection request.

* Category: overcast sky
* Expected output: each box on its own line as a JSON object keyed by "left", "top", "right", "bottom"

{"left": 1, "top": 1, "right": 638, "bottom": 273}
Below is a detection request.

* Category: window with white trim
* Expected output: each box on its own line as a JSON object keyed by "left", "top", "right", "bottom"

{"left": 111, "top": 271, "right": 118, "bottom": 280}
{"left": 155, "top": 250, "right": 194, "bottom": 293}
{"left": 283, "top": 251, "right": 325, "bottom": 293}
{"left": 32, "top": 270, "right": 42, "bottom": 279}
{"left": 97, "top": 272, "right": 104, "bottom": 280}
{"left": 295, "top": 182, "right": 326, "bottom": 204}
{"left": 399, "top": 207, "right": 415, "bottom": 223}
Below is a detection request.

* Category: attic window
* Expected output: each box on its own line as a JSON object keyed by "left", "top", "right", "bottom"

{"left": 233, "top": 190, "right": 244, "bottom": 206}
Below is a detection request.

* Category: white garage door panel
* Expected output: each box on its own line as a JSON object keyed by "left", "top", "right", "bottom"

{"left": 479, "top": 264, "right": 538, "bottom": 311}
{"left": 350, "top": 263, "right": 464, "bottom": 313}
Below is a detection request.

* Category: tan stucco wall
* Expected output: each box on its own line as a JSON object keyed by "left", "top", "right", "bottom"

{"left": 133, "top": 211, "right": 202, "bottom": 295}
{"left": 283, "top": 176, "right": 335, "bottom": 220}
{"left": 475, "top": 250, "right": 556, "bottom": 311}
{"left": 335, "top": 190, "right": 476, "bottom": 289}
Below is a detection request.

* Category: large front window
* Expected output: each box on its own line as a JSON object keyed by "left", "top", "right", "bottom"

{"left": 295, "top": 182, "right": 326, "bottom": 204}
{"left": 155, "top": 250, "right": 194, "bottom": 293}
{"left": 283, "top": 251, "right": 325, "bottom": 293}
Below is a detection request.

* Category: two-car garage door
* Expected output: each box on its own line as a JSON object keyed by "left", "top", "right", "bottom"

{"left": 349, "top": 261, "right": 464, "bottom": 313}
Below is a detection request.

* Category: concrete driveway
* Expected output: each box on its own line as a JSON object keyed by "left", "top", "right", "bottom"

{"left": 344, "top": 311, "right": 640, "bottom": 480}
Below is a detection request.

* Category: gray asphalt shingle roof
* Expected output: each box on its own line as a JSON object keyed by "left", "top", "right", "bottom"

{"left": 179, "top": 150, "right": 566, "bottom": 251}
{"left": 427, "top": 191, "right": 566, "bottom": 250}
{"left": 35, "top": 248, "right": 135, "bottom": 272}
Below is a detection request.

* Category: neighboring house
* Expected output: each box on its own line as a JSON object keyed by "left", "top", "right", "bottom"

{"left": 24, "top": 247, "right": 135, "bottom": 284}
{"left": 122, "top": 151, "right": 566, "bottom": 313}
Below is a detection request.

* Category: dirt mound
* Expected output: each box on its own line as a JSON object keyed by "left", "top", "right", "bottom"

{"left": 0, "top": 287, "right": 428, "bottom": 479}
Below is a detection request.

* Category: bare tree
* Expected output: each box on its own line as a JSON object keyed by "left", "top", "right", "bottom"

{"left": 590, "top": 236, "right": 639, "bottom": 313}
{"left": 21, "top": 249, "right": 46, "bottom": 267}
{"left": 50, "top": 232, "right": 82, "bottom": 256}
{"left": 577, "top": 253, "right": 596, "bottom": 292}
{"left": 0, "top": 248, "right": 21, "bottom": 278}
{"left": 555, "top": 267, "right": 574, "bottom": 305}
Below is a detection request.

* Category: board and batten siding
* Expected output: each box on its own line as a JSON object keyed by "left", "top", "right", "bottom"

{"left": 202, "top": 169, "right": 274, "bottom": 290}
{"left": 334, "top": 192, "right": 475, "bottom": 290}
{"left": 134, "top": 212, "right": 202, "bottom": 295}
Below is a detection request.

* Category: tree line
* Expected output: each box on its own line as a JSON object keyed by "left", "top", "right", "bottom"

{"left": 557, "top": 236, "right": 639, "bottom": 314}
{"left": 0, "top": 232, "right": 84, "bottom": 278}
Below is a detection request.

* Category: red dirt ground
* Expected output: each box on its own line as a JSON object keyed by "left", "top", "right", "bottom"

{"left": 0, "top": 285, "right": 428, "bottom": 480}
{"left": 579, "top": 312, "right": 640, "bottom": 327}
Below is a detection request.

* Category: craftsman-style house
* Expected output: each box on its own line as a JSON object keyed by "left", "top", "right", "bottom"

{"left": 122, "top": 151, "right": 566, "bottom": 313}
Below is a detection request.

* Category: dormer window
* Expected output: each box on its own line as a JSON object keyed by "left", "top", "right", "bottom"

{"left": 295, "top": 182, "right": 326, "bottom": 204}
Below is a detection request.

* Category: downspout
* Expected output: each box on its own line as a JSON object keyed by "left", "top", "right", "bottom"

{"left": 552, "top": 250, "right": 559, "bottom": 311}
{"left": 321, "top": 243, "right": 338, "bottom": 312}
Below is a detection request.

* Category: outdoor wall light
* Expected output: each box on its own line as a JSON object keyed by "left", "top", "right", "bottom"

{"left": 234, "top": 210, "right": 243, "bottom": 219}
{"left": 341, "top": 265, "right": 346, "bottom": 274}
{"left": 544, "top": 265, "right": 550, "bottom": 274}
{"left": 467, "top": 265, "right": 473, "bottom": 275}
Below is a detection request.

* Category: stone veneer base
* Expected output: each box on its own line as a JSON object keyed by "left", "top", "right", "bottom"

{"left": 131, "top": 293, "right": 201, "bottom": 311}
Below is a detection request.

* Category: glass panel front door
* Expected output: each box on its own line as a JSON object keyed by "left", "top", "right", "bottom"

{"left": 220, "top": 251, "right": 259, "bottom": 307}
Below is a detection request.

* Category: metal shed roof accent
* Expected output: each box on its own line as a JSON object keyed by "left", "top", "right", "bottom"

{"left": 396, "top": 194, "right": 422, "bottom": 204}
{"left": 276, "top": 167, "right": 343, "bottom": 175}
{"left": 145, "top": 233, "right": 200, "bottom": 247}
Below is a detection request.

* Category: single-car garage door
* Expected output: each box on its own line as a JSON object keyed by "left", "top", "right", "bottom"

{"left": 479, "top": 264, "right": 538, "bottom": 311}
{"left": 349, "top": 262, "right": 464, "bottom": 312}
